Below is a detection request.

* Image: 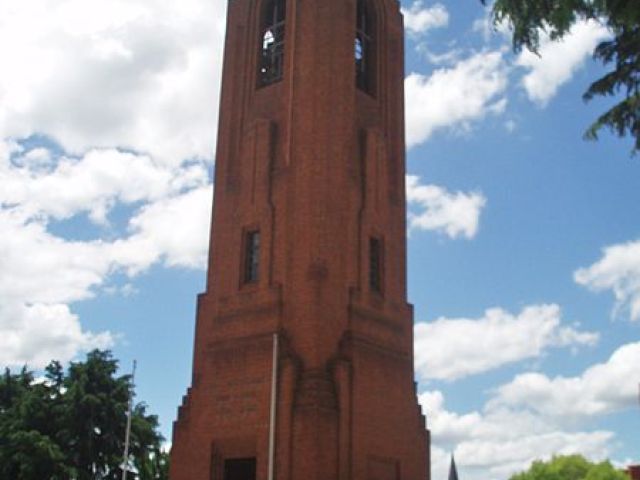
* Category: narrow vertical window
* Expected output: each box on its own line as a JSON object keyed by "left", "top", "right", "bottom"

{"left": 258, "top": 0, "right": 286, "bottom": 87}
{"left": 369, "top": 236, "right": 383, "bottom": 293}
{"left": 355, "top": 0, "right": 375, "bottom": 95}
{"left": 244, "top": 230, "right": 260, "bottom": 284}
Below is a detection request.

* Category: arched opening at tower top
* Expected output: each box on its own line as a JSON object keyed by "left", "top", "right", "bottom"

{"left": 258, "top": 0, "right": 286, "bottom": 87}
{"left": 356, "top": 0, "right": 376, "bottom": 96}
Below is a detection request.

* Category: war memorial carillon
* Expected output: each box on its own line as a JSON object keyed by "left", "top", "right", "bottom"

{"left": 169, "top": 0, "right": 431, "bottom": 478}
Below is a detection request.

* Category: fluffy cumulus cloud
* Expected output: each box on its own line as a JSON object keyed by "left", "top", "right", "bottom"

{"left": 0, "top": 204, "right": 117, "bottom": 367}
{"left": 421, "top": 389, "right": 615, "bottom": 480}
{"left": 516, "top": 20, "right": 611, "bottom": 105}
{"left": 491, "top": 342, "right": 640, "bottom": 420}
{"left": 2, "top": 147, "right": 207, "bottom": 224}
{"left": 111, "top": 185, "right": 213, "bottom": 273}
{"left": 0, "top": 0, "right": 226, "bottom": 166}
{"left": 456, "top": 427, "right": 613, "bottom": 480}
{"left": 420, "top": 343, "right": 640, "bottom": 480}
{"left": 0, "top": 141, "right": 213, "bottom": 368}
{"left": 414, "top": 304, "right": 598, "bottom": 382}
{"left": 406, "top": 16, "right": 610, "bottom": 146}
{"left": 401, "top": 1, "right": 449, "bottom": 36}
{"left": 472, "top": 12, "right": 511, "bottom": 43}
{"left": 417, "top": 340, "right": 640, "bottom": 480}
{"left": 0, "top": 0, "right": 225, "bottom": 367}
{"left": 0, "top": 302, "right": 113, "bottom": 369}
{"left": 406, "top": 175, "right": 486, "bottom": 239}
{"left": 405, "top": 50, "right": 508, "bottom": 148}
{"left": 575, "top": 239, "right": 640, "bottom": 321}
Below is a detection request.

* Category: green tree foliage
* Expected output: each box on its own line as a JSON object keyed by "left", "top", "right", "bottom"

{"left": 481, "top": 0, "right": 640, "bottom": 153}
{"left": 510, "top": 454, "right": 628, "bottom": 480}
{"left": 0, "top": 350, "right": 168, "bottom": 480}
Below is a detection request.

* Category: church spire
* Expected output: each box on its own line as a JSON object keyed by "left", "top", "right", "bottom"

{"left": 449, "top": 454, "right": 460, "bottom": 480}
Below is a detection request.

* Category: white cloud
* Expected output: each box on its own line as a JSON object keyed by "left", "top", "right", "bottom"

{"left": 457, "top": 429, "right": 614, "bottom": 480}
{"left": 429, "top": 446, "right": 453, "bottom": 480}
{"left": 0, "top": 141, "right": 213, "bottom": 368}
{"left": 420, "top": 390, "right": 483, "bottom": 445}
{"left": 1, "top": 146, "right": 208, "bottom": 225}
{"left": 419, "top": 47, "right": 463, "bottom": 66}
{"left": 405, "top": 50, "right": 508, "bottom": 147}
{"left": 111, "top": 185, "right": 213, "bottom": 273}
{"left": 472, "top": 12, "right": 511, "bottom": 43}
{"left": 433, "top": 342, "right": 640, "bottom": 479}
{"left": 0, "top": 209, "right": 110, "bottom": 306}
{"left": 0, "top": 207, "right": 117, "bottom": 367}
{"left": 420, "top": 389, "right": 615, "bottom": 480}
{"left": 0, "top": 0, "right": 226, "bottom": 166}
{"left": 0, "top": 302, "right": 113, "bottom": 369}
{"left": 406, "top": 175, "right": 486, "bottom": 239}
{"left": 516, "top": 20, "right": 610, "bottom": 105}
{"left": 575, "top": 239, "right": 640, "bottom": 321}
{"left": 401, "top": 2, "right": 449, "bottom": 36}
{"left": 414, "top": 304, "right": 598, "bottom": 381}
{"left": 490, "top": 342, "right": 640, "bottom": 420}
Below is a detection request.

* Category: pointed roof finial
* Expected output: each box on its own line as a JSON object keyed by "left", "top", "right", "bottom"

{"left": 448, "top": 454, "right": 459, "bottom": 480}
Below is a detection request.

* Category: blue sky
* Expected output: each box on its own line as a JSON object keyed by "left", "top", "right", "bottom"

{"left": 1, "top": 1, "right": 639, "bottom": 479}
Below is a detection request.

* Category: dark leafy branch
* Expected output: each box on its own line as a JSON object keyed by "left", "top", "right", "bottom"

{"left": 481, "top": 0, "right": 640, "bottom": 153}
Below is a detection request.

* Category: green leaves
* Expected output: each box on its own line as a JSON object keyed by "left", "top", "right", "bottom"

{"left": 481, "top": 0, "right": 640, "bottom": 154}
{"left": 0, "top": 350, "right": 167, "bottom": 480}
{"left": 0, "top": 430, "right": 69, "bottom": 480}
{"left": 510, "top": 454, "right": 628, "bottom": 480}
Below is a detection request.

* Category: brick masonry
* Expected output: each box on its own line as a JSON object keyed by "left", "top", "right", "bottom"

{"left": 169, "top": 0, "right": 431, "bottom": 479}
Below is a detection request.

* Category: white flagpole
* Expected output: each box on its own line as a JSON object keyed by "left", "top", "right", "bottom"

{"left": 268, "top": 333, "right": 279, "bottom": 480}
{"left": 122, "top": 360, "right": 137, "bottom": 480}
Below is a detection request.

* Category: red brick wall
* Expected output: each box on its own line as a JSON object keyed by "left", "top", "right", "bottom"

{"left": 170, "top": 0, "right": 430, "bottom": 478}
{"left": 628, "top": 465, "right": 640, "bottom": 480}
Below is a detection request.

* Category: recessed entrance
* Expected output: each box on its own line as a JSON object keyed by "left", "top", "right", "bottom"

{"left": 223, "top": 457, "right": 256, "bottom": 480}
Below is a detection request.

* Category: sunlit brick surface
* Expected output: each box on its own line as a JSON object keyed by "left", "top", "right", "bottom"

{"left": 170, "top": 1, "right": 430, "bottom": 479}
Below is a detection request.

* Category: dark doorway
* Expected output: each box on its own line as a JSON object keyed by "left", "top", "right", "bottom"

{"left": 223, "top": 457, "right": 256, "bottom": 480}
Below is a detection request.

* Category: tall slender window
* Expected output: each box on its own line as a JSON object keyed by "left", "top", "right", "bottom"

{"left": 369, "top": 236, "right": 383, "bottom": 293}
{"left": 258, "top": 0, "right": 286, "bottom": 87}
{"left": 244, "top": 230, "right": 261, "bottom": 284}
{"left": 355, "top": 0, "right": 375, "bottom": 95}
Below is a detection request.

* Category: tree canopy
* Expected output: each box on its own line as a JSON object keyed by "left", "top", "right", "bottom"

{"left": 0, "top": 350, "right": 168, "bottom": 480}
{"left": 510, "top": 454, "right": 628, "bottom": 480}
{"left": 482, "top": 0, "right": 640, "bottom": 153}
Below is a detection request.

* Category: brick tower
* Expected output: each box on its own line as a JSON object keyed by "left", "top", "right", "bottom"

{"left": 169, "top": 0, "right": 430, "bottom": 478}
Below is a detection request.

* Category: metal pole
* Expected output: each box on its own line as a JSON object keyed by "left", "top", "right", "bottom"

{"left": 122, "top": 360, "right": 137, "bottom": 480}
{"left": 268, "top": 333, "right": 279, "bottom": 480}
